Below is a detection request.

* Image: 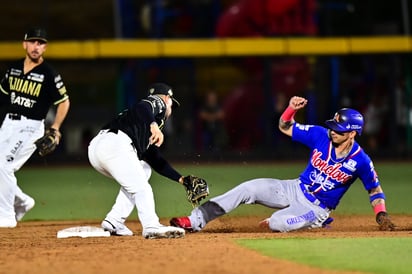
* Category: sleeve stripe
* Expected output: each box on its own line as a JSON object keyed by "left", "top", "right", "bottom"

{"left": 54, "top": 95, "right": 69, "bottom": 105}
{"left": 0, "top": 85, "right": 9, "bottom": 95}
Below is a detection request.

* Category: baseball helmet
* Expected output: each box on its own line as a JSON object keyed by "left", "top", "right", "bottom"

{"left": 325, "top": 108, "right": 364, "bottom": 135}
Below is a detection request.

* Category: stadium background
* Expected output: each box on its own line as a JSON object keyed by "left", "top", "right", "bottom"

{"left": 1, "top": 0, "right": 411, "bottom": 163}
{"left": 1, "top": 3, "right": 411, "bottom": 273}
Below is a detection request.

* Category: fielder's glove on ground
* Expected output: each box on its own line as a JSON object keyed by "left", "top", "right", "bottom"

{"left": 182, "top": 175, "right": 209, "bottom": 207}
{"left": 35, "top": 128, "right": 61, "bottom": 156}
{"left": 376, "top": 212, "right": 396, "bottom": 231}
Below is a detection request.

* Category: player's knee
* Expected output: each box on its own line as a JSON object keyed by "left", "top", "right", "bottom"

{"left": 0, "top": 163, "right": 13, "bottom": 175}
{"left": 140, "top": 161, "right": 152, "bottom": 180}
{"left": 267, "top": 217, "right": 295, "bottom": 232}
{"left": 236, "top": 181, "right": 259, "bottom": 201}
{"left": 268, "top": 221, "right": 288, "bottom": 232}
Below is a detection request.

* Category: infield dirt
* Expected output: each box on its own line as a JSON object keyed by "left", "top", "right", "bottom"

{"left": 1, "top": 215, "right": 411, "bottom": 274}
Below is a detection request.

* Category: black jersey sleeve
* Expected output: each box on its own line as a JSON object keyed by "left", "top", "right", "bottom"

{"left": 135, "top": 101, "right": 156, "bottom": 124}
{"left": 0, "top": 69, "right": 9, "bottom": 92}
{"left": 143, "top": 146, "right": 182, "bottom": 182}
{"left": 0, "top": 68, "right": 10, "bottom": 104}
{"left": 142, "top": 95, "right": 167, "bottom": 126}
{"left": 52, "top": 73, "right": 69, "bottom": 105}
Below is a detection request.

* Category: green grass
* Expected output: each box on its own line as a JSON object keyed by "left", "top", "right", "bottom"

{"left": 236, "top": 238, "right": 412, "bottom": 274}
{"left": 16, "top": 161, "right": 412, "bottom": 220}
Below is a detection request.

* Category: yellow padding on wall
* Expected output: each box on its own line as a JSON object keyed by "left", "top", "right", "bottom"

{"left": 0, "top": 36, "right": 411, "bottom": 59}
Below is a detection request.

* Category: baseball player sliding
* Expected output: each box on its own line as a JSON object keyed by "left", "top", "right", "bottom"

{"left": 0, "top": 27, "right": 70, "bottom": 228}
{"left": 171, "top": 96, "right": 396, "bottom": 232}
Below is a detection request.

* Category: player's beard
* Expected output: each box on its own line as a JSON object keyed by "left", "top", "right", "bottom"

{"left": 28, "top": 51, "right": 42, "bottom": 63}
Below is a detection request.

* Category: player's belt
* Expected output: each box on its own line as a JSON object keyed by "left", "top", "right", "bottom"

{"left": 299, "top": 183, "right": 329, "bottom": 210}
{"left": 8, "top": 113, "right": 22, "bottom": 120}
{"left": 7, "top": 113, "right": 40, "bottom": 121}
{"left": 108, "top": 128, "right": 118, "bottom": 134}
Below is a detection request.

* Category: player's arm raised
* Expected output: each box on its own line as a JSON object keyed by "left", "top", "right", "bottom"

{"left": 278, "top": 96, "right": 308, "bottom": 137}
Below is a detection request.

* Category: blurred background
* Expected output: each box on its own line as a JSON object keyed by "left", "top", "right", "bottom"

{"left": 1, "top": 0, "right": 411, "bottom": 164}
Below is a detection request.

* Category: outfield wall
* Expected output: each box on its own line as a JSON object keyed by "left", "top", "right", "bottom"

{"left": 1, "top": 37, "right": 412, "bottom": 162}
{"left": 0, "top": 36, "right": 411, "bottom": 59}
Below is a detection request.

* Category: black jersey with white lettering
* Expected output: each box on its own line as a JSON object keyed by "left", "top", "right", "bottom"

{"left": 0, "top": 59, "right": 69, "bottom": 120}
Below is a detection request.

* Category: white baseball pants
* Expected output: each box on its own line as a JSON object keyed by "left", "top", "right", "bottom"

{"left": 88, "top": 129, "right": 161, "bottom": 228}
{"left": 0, "top": 114, "right": 44, "bottom": 222}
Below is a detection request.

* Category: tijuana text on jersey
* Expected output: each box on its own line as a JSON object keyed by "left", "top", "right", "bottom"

{"left": 0, "top": 59, "right": 68, "bottom": 120}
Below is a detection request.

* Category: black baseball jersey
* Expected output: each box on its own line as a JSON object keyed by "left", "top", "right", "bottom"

{"left": 0, "top": 59, "right": 69, "bottom": 120}
{"left": 103, "top": 94, "right": 182, "bottom": 181}
{"left": 103, "top": 95, "right": 168, "bottom": 158}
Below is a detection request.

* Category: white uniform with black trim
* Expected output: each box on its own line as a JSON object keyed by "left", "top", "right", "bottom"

{"left": 87, "top": 94, "right": 183, "bottom": 236}
{"left": 0, "top": 59, "right": 69, "bottom": 225}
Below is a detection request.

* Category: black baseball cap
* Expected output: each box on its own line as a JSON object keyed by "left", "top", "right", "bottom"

{"left": 148, "top": 83, "right": 181, "bottom": 107}
{"left": 24, "top": 27, "right": 48, "bottom": 43}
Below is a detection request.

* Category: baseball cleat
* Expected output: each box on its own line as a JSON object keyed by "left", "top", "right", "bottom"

{"left": 15, "top": 196, "right": 35, "bottom": 221}
{"left": 169, "top": 216, "right": 193, "bottom": 232}
{"left": 142, "top": 225, "right": 185, "bottom": 239}
{"left": 322, "top": 217, "right": 334, "bottom": 228}
{"left": 0, "top": 218, "right": 17, "bottom": 228}
{"left": 101, "top": 219, "right": 133, "bottom": 236}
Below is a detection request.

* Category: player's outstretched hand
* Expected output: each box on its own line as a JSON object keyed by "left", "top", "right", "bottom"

{"left": 376, "top": 212, "right": 396, "bottom": 231}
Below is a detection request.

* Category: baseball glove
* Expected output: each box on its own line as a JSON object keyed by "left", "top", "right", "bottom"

{"left": 182, "top": 175, "right": 209, "bottom": 207}
{"left": 35, "top": 128, "right": 61, "bottom": 156}
{"left": 376, "top": 211, "right": 396, "bottom": 231}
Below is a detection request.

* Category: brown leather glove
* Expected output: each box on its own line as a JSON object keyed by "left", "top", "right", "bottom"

{"left": 35, "top": 128, "right": 61, "bottom": 156}
{"left": 182, "top": 175, "right": 209, "bottom": 207}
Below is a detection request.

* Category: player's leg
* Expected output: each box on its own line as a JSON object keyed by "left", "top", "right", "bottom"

{"left": 265, "top": 182, "right": 330, "bottom": 232}
{"left": 103, "top": 160, "right": 152, "bottom": 230}
{"left": 107, "top": 143, "right": 184, "bottom": 238}
{"left": 101, "top": 187, "right": 135, "bottom": 236}
{"left": 89, "top": 131, "right": 159, "bottom": 232}
{"left": 14, "top": 188, "right": 35, "bottom": 221}
{"left": 88, "top": 131, "right": 112, "bottom": 178}
{"left": 91, "top": 131, "right": 183, "bottom": 238}
{"left": 12, "top": 121, "right": 43, "bottom": 221}
{"left": 0, "top": 165, "right": 17, "bottom": 227}
{"left": 267, "top": 204, "right": 329, "bottom": 232}
{"left": 89, "top": 131, "right": 136, "bottom": 235}
{"left": 89, "top": 131, "right": 137, "bottom": 235}
{"left": 172, "top": 178, "right": 291, "bottom": 231}
{"left": 0, "top": 118, "right": 17, "bottom": 227}
{"left": 211, "top": 178, "right": 291, "bottom": 210}
{"left": 0, "top": 118, "right": 43, "bottom": 223}
{"left": 103, "top": 151, "right": 160, "bottom": 227}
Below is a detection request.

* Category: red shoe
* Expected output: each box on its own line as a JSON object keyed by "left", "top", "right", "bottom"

{"left": 170, "top": 217, "right": 193, "bottom": 232}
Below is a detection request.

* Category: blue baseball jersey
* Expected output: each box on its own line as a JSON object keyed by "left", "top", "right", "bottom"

{"left": 292, "top": 123, "right": 380, "bottom": 210}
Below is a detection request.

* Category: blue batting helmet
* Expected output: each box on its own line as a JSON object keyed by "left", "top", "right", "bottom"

{"left": 325, "top": 108, "right": 364, "bottom": 135}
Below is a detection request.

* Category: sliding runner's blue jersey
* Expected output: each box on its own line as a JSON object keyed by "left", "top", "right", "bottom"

{"left": 292, "top": 123, "right": 380, "bottom": 210}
